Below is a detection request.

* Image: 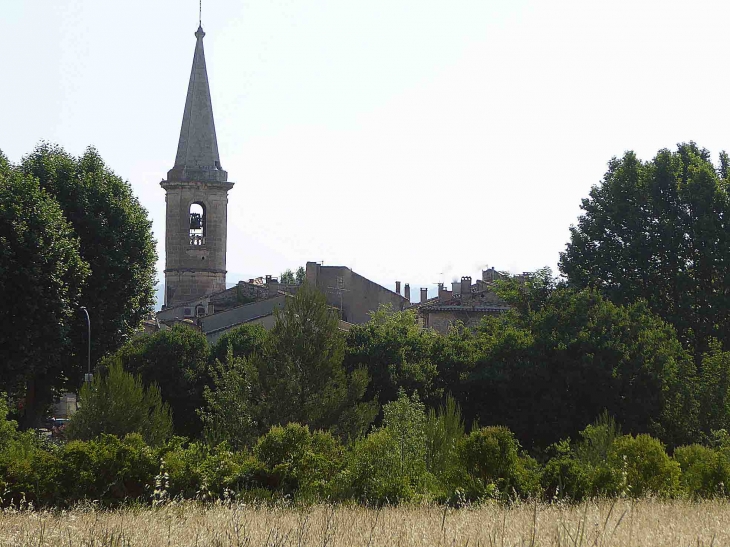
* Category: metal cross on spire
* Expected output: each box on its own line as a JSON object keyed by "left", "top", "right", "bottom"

{"left": 199, "top": 0, "right": 202, "bottom": 26}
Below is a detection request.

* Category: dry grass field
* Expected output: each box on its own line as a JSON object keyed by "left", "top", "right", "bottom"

{"left": 0, "top": 499, "right": 728, "bottom": 546}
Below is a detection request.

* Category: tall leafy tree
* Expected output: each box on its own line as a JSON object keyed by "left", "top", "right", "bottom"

{"left": 209, "top": 323, "right": 267, "bottom": 365}
{"left": 20, "top": 143, "right": 157, "bottom": 379}
{"left": 102, "top": 325, "right": 210, "bottom": 438}
{"left": 203, "top": 284, "right": 379, "bottom": 443}
{"left": 0, "top": 152, "right": 89, "bottom": 426}
{"left": 280, "top": 269, "right": 295, "bottom": 284}
{"left": 345, "top": 306, "right": 441, "bottom": 408}
{"left": 202, "top": 284, "right": 378, "bottom": 447}
{"left": 465, "top": 287, "right": 698, "bottom": 449}
{"left": 560, "top": 143, "right": 730, "bottom": 359}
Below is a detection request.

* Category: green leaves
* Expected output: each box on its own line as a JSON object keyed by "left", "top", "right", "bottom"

{"left": 560, "top": 143, "right": 730, "bottom": 361}
{"left": 0, "top": 153, "right": 88, "bottom": 423}
{"left": 20, "top": 143, "right": 157, "bottom": 383}
{"left": 66, "top": 362, "right": 172, "bottom": 446}
{"left": 201, "top": 284, "right": 378, "bottom": 447}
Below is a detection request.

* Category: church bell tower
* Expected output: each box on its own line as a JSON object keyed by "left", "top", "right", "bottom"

{"left": 161, "top": 25, "right": 233, "bottom": 308}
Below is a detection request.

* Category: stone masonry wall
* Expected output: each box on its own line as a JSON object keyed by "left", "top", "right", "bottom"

{"left": 306, "top": 262, "right": 408, "bottom": 324}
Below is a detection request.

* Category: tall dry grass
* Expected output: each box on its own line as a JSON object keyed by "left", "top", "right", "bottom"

{"left": 0, "top": 499, "right": 728, "bottom": 546}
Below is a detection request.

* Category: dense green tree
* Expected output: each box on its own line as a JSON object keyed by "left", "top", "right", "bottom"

{"left": 464, "top": 287, "right": 698, "bottom": 449}
{"left": 279, "top": 269, "right": 295, "bottom": 284}
{"left": 102, "top": 325, "right": 209, "bottom": 438}
{"left": 295, "top": 266, "right": 306, "bottom": 284}
{"left": 66, "top": 362, "right": 172, "bottom": 446}
{"left": 280, "top": 266, "right": 306, "bottom": 285}
{"left": 382, "top": 390, "right": 427, "bottom": 487}
{"left": 202, "top": 285, "right": 378, "bottom": 447}
{"left": 345, "top": 306, "right": 441, "bottom": 408}
{"left": 696, "top": 341, "right": 730, "bottom": 436}
{"left": 560, "top": 143, "right": 730, "bottom": 359}
{"left": 0, "top": 152, "right": 89, "bottom": 426}
{"left": 209, "top": 323, "right": 267, "bottom": 365}
{"left": 20, "top": 143, "right": 157, "bottom": 379}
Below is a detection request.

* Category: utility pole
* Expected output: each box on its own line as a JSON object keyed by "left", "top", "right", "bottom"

{"left": 80, "top": 307, "right": 92, "bottom": 384}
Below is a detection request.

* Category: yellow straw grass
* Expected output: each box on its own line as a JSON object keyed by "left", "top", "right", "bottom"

{"left": 0, "top": 499, "right": 729, "bottom": 546}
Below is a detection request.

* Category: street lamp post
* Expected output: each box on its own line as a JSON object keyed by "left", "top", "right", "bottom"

{"left": 80, "top": 306, "right": 92, "bottom": 384}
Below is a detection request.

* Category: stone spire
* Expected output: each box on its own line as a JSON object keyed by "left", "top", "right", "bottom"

{"left": 167, "top": 25, "right": 228, "bottom": 183}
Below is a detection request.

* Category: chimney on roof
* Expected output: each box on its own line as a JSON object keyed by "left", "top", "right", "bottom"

{"left": 452, "top": 281, "right": 461, "bottom": 297}
{"left": 461, "top": 276, "right": 472, "bottom": 296}
{"left": 420, "top": 288, "right": 428, "bottom": 303}
{"left": 482, "top": 267, "right": 497, "bottom": 282}
{"left": 395, "top": 281, "right": 401, "bottom": 295}
{"left": 404, "top": 284, "right": 410, "bottom": 301}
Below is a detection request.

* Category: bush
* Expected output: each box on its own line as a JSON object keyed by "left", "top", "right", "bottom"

{"left": 0, "top": 431, "right": 62, "bottom": 507}
{"left": 66, "top": 362, "right": 172, "bottom": 446}
{"left": 608, "top": 434, "right": 680, "bottom": 497}
{"left": 382, "top": 390, "right": 428, "bottom": 489}
{"left": 59, "top": 433, "right": 157, "bottom": 505}
{"left": 163, "top": 440, "right": 266, "bottom": 500}
{"left": 541, "top": 441, "right": 591, "bottom": 502}
{"left": 424, "top": 395, "right": 466, "bottom": 500}
{"left": 254, "top": 423, "right": 344, "bottom": 499}
{"left": 334, "top": 429, "right": 413, "bottom": 504}
{"left": 458, "top": 426, "right": 539, "bottom": 500}
{"left": 0, "top": 397, "right": 18, "bottom": 450}
{"left": 674, "top": 444, "right": 730, "bottom": 498}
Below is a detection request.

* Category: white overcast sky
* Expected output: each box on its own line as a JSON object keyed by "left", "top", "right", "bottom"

{"left": 4, "top": 0, "right": 730, "bottom": 299}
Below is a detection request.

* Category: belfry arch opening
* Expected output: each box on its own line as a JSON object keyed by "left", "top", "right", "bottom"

{"left": 189, "top": 202, "right": 206, "bottom": 245}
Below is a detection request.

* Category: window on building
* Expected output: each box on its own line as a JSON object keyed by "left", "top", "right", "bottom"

{"left": 189, "top": 202, "right": 206, "bottom": 245}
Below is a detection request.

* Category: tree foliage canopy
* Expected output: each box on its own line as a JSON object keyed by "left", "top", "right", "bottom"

{"left": 20, "top": 143, "right": 157, "bottom": 375}
{"left": 67, "top": 361, "right": 172, "bottom": 446}
{"left": 465, "top": 286, "right": 698, "bottom": 448}
{"left": 102, "top": 325, "right": 210, "bottom": 438}
{"left": 560, "top": 143, "right": 730, "bottom": 358}
{"left": 0, "top": 151, "right": 89, "bottom": 423}
{"left": 201, "top": 285, "right": 378, "bottom": 449}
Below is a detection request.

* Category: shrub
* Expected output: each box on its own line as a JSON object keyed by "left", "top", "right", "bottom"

{"left": 163, "top": 440, "right": 266, "bottom": 500}
{"left": 575, "top": 412, "right": 621, "bottom": 466}
{"left": 425, "top": 394, "right": 465, "bottom": 481}
{"left": 674, "top": 444, "right": 730, "bottom": 498}
{"left": 254, "top": 423, "right": 344, "bottom": 499}
{"left": 382, "top": 390, "right": 427, "bottom": 489}
{"left": 334, "top": 429, "right": 413, "bottom": 504}
{"left": 541, "top": 441, "right": 591, "bottom": 502}
{"left": 59, "top": 433, "right": 157, "bottom": 505}
{"left": 0, "top": 397, "right": 18, "bottom": 450}
{"left": 66, "top": 362, "right": 173, "bottom": 446}
{"left": 608, "top": 434, "right": 680, "bottom": 497}
{"left": 459, "top": 426, "right": 532, "bottom": 499}
{"left": 0, "top": 431, "right": 62, "bottom": 507}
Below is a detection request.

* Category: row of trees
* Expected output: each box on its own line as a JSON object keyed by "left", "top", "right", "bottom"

{"left": 0, "top": 145, "right": 156, "bottom": 427}
{"left": 70, "top": 278, "right": 726, "bottom": 454}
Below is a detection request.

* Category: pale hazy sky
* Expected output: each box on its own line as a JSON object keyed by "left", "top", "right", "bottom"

{"left": 4, "top": 1, "right": 730, "bottom": 298}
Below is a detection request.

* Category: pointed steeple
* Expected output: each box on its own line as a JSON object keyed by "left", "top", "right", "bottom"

{"left": 167, "top": 25, "right": 228, "bottom": 183}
